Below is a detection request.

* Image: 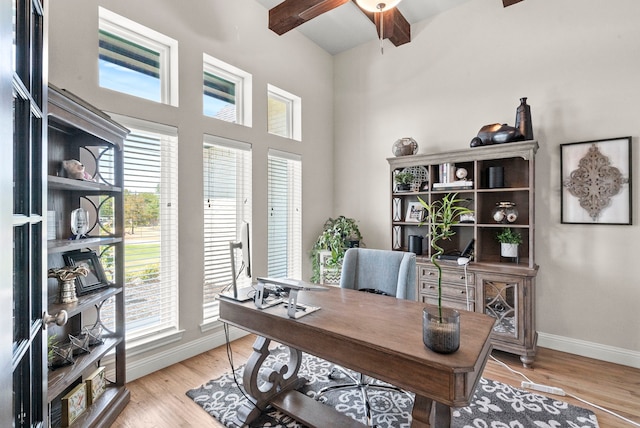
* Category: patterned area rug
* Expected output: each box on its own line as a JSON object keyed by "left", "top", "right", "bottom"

{"left": 187, "top": 346, "right": 599, "bottom": 428}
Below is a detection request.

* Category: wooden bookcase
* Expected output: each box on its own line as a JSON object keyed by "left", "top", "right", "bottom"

{"left": 46, "top": 85, "right": 129, "bottom": 426}
{"left": 388, "top": 141, "right": 539, "bottom": 367}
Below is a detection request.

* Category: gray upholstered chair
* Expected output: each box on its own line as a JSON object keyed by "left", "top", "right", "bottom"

{"left": 317, "top": 247, "right": 417, "bottom": 426}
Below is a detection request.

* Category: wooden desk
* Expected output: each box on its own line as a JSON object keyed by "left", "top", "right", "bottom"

{"left": 219, "top": 287, "right": 494, "bottom": 427}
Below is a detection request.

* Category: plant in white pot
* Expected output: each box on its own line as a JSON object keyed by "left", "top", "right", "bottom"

{"left": 418, "top": 193, "right": 473, "bottom": 353}
{"left": 496, "top": 227, "right": 522, "bottom": 259}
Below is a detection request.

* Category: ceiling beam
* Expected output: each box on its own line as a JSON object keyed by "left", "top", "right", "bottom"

{"left": 269, "top": 0, "right": 351, "bottom": 35}
{"left": 268, "top": 0, "right": 411, "bottom": 48}
{"left": 502, "top": 0, "right": 524, "bottom": 7}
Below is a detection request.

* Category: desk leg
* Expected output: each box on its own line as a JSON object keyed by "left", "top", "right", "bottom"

{"left": 412, "top": 395, "right": 451, "bottom": 428}
{"left": 236, "top": 336, "right": 308, "bottom": 426}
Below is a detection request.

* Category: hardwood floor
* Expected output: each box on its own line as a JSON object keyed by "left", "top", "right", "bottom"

{"left": 111, "top": 334, "right": 640, "bottom": 427}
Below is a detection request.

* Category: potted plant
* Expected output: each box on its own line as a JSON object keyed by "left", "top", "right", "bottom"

{"left": 310, "top": 216, "right": 363, "bottom": 283}
{"left": 394, "top": 171, "right": 415, "bottom": 192}
{"left": 418, "top": 193, "right": 473, "bottom": 353}
{"left": 496, "top": 227, "right": 522, "bottom": 259}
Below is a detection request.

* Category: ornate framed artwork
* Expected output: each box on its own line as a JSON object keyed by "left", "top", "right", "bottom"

{"left": 63, "top": 250, "right": 110, "bottom": 295}
{"left": 560, "top": 136, "right": 632, "bottom": 225}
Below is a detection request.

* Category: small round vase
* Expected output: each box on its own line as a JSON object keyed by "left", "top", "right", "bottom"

{"left": 423, "top": 306, "right": 460, "bottom": 354}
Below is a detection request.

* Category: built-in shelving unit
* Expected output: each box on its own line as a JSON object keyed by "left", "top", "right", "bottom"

{"left": 388, "top": 141, "right": 539, "bottom": 367}
{"left": 46, "top": 84, "right": 129, "bottom": 426}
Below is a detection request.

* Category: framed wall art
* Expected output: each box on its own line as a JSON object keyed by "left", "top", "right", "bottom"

{"left": 560, "top": 136, "right": 632, "bottom": 225}
{"left": 63, "top": 250, "right": 110, "bottom": 295}
{"left": 61, "top": 382, "right": 87, "bottom": 427}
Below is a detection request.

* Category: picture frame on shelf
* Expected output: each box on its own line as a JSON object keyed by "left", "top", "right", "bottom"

{"left": 61, "top": 382, "right": 87, "bottom": 427}
{"left": 405, "top": 201, "right": 426, "bottom": 223}
{"left": 63, "top": 250, "right": 110, "bottom": 295}
{"left": 560, "top": 136, "right": 631, "bottom": 225}
{"left": 85, "top": 366, "right": 106, "bottom": 405}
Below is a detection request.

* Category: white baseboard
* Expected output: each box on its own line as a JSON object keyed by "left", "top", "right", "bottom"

{"left": 126, "top": 325, "right": 248, "bottom": 381}
{"left": 537, "top": 332, "right": 640, "bottom": 369}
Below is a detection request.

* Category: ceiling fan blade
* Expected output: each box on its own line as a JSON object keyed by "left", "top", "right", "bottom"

{"left": 357, "top": 5, "right": 410, "bottom": 47}
{"left": 503, "top": 0, "right": 524, "bottom": 6}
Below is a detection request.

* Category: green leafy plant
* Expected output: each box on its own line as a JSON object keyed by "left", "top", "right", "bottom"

{"left": 496, "top": 227, "right": 522, "bottom": 244}
{"left": 418, "top": 193, "right": 473, "bottom": 321}
{"left": 311, "top": 216, "right": 363, "bottom": 283}
{"left": 394, "top": 171, "right": 415, "bottom": 185}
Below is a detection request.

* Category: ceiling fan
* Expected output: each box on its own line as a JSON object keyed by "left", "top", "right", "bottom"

{"left": 267, "top": 0, "right": 524, "bottom": 50}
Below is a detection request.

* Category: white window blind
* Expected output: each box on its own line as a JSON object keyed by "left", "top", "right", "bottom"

{"left": 203, "top": 136, "right": 252, "bottom": 322}
{"left": 267, "top": 150, "right": 302, "bottom": 278}
{"left": 103, "top": 116, "right": 179, "bottom": 341}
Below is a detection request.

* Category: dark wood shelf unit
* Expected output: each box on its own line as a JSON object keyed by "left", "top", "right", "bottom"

{"left": 46, "top": 84, "right": 129, "bottom": 426}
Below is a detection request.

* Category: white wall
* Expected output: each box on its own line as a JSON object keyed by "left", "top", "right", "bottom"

{"left": 48, "top": 0, "right": 335, "bottom": 378}
{"left": 334, "top": 0, "right": 640, "bottom": 364}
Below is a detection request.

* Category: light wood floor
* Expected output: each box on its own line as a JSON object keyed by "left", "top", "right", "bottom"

{"left": 111, "top": 334, "right": 640, "bottom": 427}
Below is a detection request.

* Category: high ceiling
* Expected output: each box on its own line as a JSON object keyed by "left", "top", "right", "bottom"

{"left": 254, "top": 0, "right": 474, "bottom": 55}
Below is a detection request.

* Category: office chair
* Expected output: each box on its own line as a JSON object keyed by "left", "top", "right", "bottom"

{"left": 317, "top": 247, "right": 416, "bottom": 427}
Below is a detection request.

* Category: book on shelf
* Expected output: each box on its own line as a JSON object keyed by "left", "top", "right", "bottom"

{"left": 432, "top": 180, "right": 473, "bottom": 190}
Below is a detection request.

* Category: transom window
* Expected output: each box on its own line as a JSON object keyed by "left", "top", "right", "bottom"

{"left": 203, "top": 53, "right": 252, "bottom": 127}
{"left": 98, "top": 7, "right": 178, "bottom": 106}
{"left": 268, "top": 84, "right": 301, "bottom": 141}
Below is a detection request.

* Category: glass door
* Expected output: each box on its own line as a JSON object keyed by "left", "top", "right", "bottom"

{"left": 10, "top": 0, "right": 47, "bottom": 426}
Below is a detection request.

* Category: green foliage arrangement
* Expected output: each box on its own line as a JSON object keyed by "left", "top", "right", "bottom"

{"left": 418, "top": 193, "right": 473, "bottom": 321}
{"left": 311, "top": 216, "right": 363, "bottom": 283}
{"left": 394, "top": 171, "right": 415, "bottom": 185}
{"left": 496, "top": 227, "right": 523, "bottom": 244}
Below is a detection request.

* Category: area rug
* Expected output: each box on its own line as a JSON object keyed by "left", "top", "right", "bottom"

{"left": 187, "top": 346, "right": 599, "bottom": 428}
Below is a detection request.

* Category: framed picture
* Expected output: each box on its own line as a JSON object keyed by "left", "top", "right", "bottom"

{"left": 63, "top": 250, "right": 109, "bottom": 295}
{"left": 560, "top": 136, "right": 632, "bottom": 225}
{"left": 405, "top": 201, "right": 425, "bottom": 223}
{"left": 85, "top": 366, "right": 106, "bottom": 405}
{"left": 61, "top": 382, "right": 87, "bottom": 427}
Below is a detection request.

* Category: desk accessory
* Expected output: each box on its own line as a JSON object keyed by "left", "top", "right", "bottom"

{"left": 255, "top": 277, "right": 327, "bottom": 319}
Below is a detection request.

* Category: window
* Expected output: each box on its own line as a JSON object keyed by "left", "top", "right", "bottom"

{"left": 203, "top": 53, "right": 253, "bottom": 126}
{"left": 203, "top": 136, "right": 252, "bottom": 322}
{"left": 98, "top": 7, "right": 178, "bottom": 106}
{"left": 105, "top": 115, "right": 179, "bottom": 342}
{"left": 268, "top": 84, "right": 301, "bottom": 141}
{"left": 267, "top": 150, "right": 302, "bottom": 278}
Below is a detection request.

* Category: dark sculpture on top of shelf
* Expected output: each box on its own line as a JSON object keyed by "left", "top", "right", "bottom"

{"left": 470, "top": 123, "right": 524, "bottom": 147}
{"left": 470, "top": 97, "right": 533, "bottom": 148}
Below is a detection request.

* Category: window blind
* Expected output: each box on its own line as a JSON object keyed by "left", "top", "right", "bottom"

{"left": 267, "top": 150, "right": 302, "bottom": 279}
{"left": 203, "top": 136, "right": 252, "bottom": 322}
{"left": 102, "top": 117, "right": 179, "bottom": 341}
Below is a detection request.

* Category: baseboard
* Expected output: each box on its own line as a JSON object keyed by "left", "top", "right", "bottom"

{"left": 126, "top": 325, "right": 248, "bottom": 381}
{"left": 537, "top": 332, "right": 640, "bottom": 369}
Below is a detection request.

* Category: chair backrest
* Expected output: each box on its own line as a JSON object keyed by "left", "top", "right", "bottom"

{"left": 339, "top": 248, "right": 417, "bottom": 300}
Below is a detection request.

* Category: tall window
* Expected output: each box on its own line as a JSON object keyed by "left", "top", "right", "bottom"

{"left": 267, "top": 150, "right": 302, "bottom": 278}
{"left": 106, "top": 115, "right": 179, "bottom": 341}
{"left": 98, "top": 7, "right": 178, "bottom": 106}
{"left": 203, "top": 53, "right": 252, "bottom": 126}
{"left": 268, "top": 84, "right": 301, "bottom": 141}
{"left": 203, "top": 136, "right": 252, "bottom": 322}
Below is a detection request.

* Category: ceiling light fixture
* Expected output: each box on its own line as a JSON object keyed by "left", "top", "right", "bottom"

{"left": 355, "top": 0, "right": 403, "bottom": 54}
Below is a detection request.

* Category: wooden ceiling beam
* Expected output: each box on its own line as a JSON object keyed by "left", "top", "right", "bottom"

{"left": 269, "top": 0, "right": 351, "bottom": 35}
{"left": 502, "top": 0, "right": 524, "bottom": 7}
